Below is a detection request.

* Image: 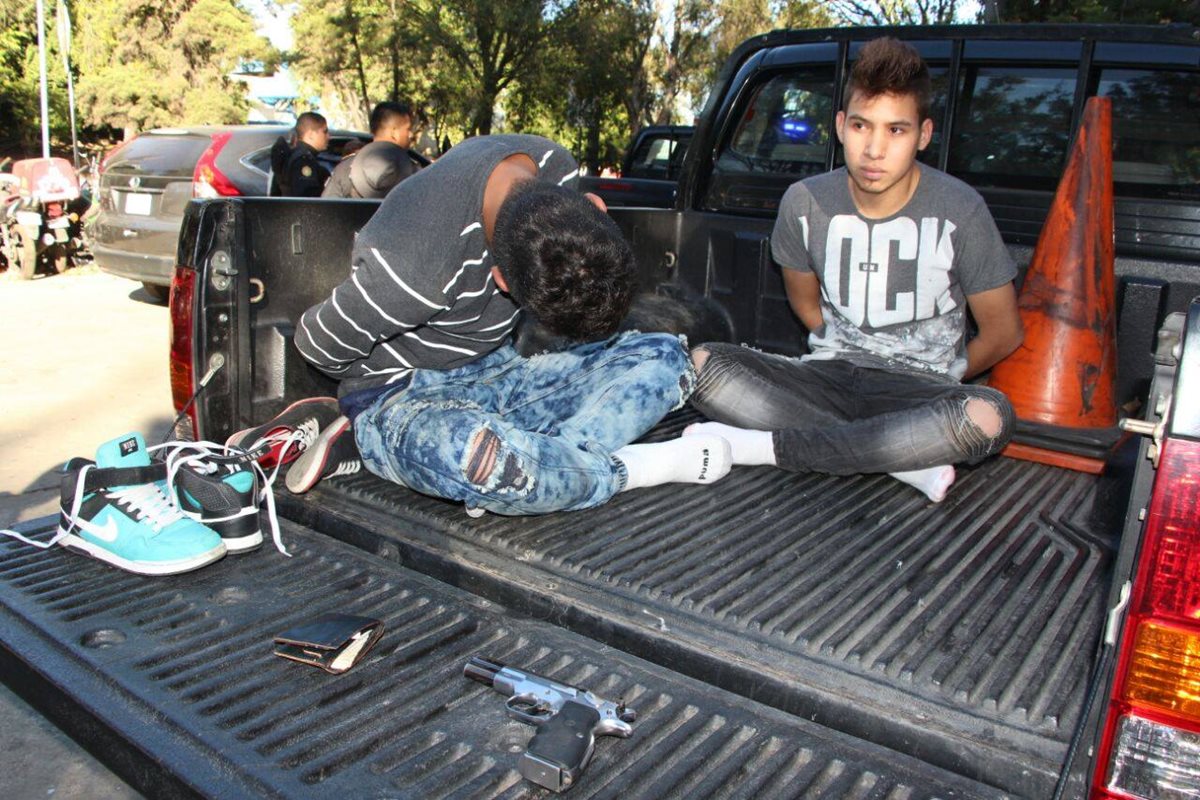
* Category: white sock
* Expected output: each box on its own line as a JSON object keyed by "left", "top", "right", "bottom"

{"left": 684, "top": 422, "right": 776, "bottom": 466}
{"left": 890, "top": 465, "right": 956, "bottom": 503}
{"left": 614, "top": 435, "right": 732, "bottom": 491}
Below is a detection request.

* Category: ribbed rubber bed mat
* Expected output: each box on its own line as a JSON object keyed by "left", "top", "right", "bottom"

{"left": 304, "top": 413, "right": 1113, "bottom": 798}
{"left": 0, "top": 520, "right": 1006, "bottom": 799}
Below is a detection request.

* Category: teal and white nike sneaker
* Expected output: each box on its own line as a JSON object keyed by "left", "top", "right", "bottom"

{"left": 54, "top": 433, "right": 227, "bottom": 575}
{"left": 151, "top": 440, "right": 290, "bottom": 557}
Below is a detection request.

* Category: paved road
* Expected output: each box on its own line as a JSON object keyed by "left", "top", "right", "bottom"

{"left": 0, "top": 266, "right": 157, "bottom": 799}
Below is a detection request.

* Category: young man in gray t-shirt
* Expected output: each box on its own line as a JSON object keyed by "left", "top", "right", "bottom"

{"left": 684, "top": 37, "right": 1024, "bottom": 502}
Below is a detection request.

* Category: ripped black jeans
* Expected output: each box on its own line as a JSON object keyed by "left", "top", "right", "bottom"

{"left": 690, "top": 342, "right": 1015, "bottom": 475}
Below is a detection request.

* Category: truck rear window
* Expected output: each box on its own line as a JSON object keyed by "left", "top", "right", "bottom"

{"left": 1096, "top": 68, "right": 1199, "bottom": 200}
{"left": 948, "top": 66, "right": 1077, "bottom": 191}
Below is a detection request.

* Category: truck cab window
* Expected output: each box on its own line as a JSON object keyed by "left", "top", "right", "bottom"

{"left": 1096, "top": 68, "right": 1200, "bottom": 200}
{"left": 704, "top": 67, "right": 836, "bottom": 213}
{"left": 628, "top": 137, "right": 680, "bottom": 180}
{"left": 948, "top": 66, "right": 1076, "bottom": 190}
{"left": 724, "top": 72, "right": 835, "bottom": 176}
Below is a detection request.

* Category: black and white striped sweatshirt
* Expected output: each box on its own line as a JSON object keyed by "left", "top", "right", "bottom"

{"left": 295, "top": 135, "right": 581, "bottom": 395}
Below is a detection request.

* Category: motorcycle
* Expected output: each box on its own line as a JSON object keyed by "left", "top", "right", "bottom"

{"left": 0, "top": 157, "right": 90, "bottom": 280}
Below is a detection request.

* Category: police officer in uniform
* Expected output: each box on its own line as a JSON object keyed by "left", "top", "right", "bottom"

{"left": 284, "top": 112, "right": 331, "bottom": 197}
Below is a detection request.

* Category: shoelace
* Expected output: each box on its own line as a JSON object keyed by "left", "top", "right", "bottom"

{"left": 0, "top": 465, "right": 96, "bottom": 549}
{"left": 108, "top": 482, "right": 190, "bottom": 533}
{"left": 150, "top": 440, "right": 291, "bottom": 557}
{"left": 1, "top": 464, "right": 188, "bottom": 548}
{"left": 258, "top": 419, "right": 321, "bottom": 481}
{"left": 2, "top": 438, "right": 297, "bottom": 557}
{"left": 328, "top": 460, "right": 362, "bottom": 478}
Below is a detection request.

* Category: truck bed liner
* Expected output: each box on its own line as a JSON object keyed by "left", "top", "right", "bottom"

{"left": 291, "top": 412, "right": 1113, "bottom": 797}
{"left": 0, "top": 519, "right": 1006, "bottom": 799}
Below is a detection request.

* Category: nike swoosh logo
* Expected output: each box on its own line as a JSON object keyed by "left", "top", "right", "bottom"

{"left": 76, "top": 516, "right": 120, "bottom": 542}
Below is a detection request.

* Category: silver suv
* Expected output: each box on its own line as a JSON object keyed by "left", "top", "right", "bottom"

{"left": 92, "top": 125, "right": 367, "bottom": 300}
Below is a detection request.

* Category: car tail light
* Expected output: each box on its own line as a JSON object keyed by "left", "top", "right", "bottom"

{"left": 193, "top": 132, "right": 242, "bottom": 198}
{"left": 1094, "top": 436, "right": 1200, "bottom": 799}
{"left": 169, "top": 266, "right": 198, "bottom": 439}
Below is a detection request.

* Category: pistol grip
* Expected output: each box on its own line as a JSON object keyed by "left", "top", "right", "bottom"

{"left": 519, "top": 700, "right": 601, "bottom": 792}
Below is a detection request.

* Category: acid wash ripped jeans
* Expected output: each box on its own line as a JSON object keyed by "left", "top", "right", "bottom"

{"left": 354, "top": 332, "right": 694, "bottom": 515}
{"left": 690, "top": 342, "right": 1015, "bottom": 475}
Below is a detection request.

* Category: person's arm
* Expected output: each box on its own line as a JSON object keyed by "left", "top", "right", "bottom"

{"left": 964, "top": 282, "right": 1023, "bottom": 379}
{"left": 782, "top": 269, "right": 826, "bottom": 333}
{"left": 294, "top": 246, "right": 445, "bottom": 377}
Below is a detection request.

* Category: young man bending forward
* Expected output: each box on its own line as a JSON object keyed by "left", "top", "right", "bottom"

{"left": 294, "top": 134, "right": 731, "bottom": 515}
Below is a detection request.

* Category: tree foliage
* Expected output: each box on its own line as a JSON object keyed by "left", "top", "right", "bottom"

{"left": 74, "top": 0, "right": 269, "bottom": 135}
{"left": 2, "top": 0, "right": 1194, "bottom": 163}
{"left": 983, "top": 0, "right": 1199, "bottom": 24}
{"left": 828, "top": 0, "right": 963, "bottom": 25}
{"left": 0, "top": 0, "right": 73, "bottom": 154}
{"left": 288, "top": 0, "right": 835, "bottom": 163}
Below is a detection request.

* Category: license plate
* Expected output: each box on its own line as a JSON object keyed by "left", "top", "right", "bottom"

{"left": 47, "top": 217, "right": 70, "bottom": 229}
{"left": 125, "top": 192, "right": 152, "bottom": 215}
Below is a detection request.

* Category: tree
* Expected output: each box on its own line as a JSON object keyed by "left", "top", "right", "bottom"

{"left": 0, "top": 0, "right": 73, "bottom": 154}
{"left": 685, "top": 0, "right": 832, "bottom": 117}
{"left": 649, "top": 0, "right": 716, "bottom": 125}
{"left": 826, "top": 0, "right": 963, "bottom": 25}
{"left": 411, "top": 0, "right": 559, "bottom": 135}
{"left": 986, "top": 0, "right": 1199, "bottom": 23}
{"left": 292, "top": 0, "right": 555, "bottom": 138}
{"left": 548, "top": 0, "right": 657, "bottom": 168}
{"left": 74, "top": 0, "right": 269, "bottom": 137}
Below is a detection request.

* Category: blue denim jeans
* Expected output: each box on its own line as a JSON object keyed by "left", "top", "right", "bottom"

{"left": 690, "top": 342, "right": 1015, "bottom": 475}
{"left": 354, "top": 332, "right": 694, "bottom": 515}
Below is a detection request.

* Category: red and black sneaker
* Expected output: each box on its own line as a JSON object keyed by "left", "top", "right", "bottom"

{"left": 284, "top": 416, "right": 362, "bottom": 494}
{"left": 225, "top": 397, "right": 340, "bottom": 471}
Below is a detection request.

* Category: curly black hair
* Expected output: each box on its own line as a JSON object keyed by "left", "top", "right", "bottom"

{"left": 492, "top": 181, "right": 636, "bottom": 342}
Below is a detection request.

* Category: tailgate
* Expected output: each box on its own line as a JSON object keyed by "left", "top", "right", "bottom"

{"left": 0, "top": 518, "right": 1005, "bottom": 799}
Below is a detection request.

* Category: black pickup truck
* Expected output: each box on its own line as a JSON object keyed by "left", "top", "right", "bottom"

{"left": 4, "top": 23, "right": 1200, "bottom": 800}
{"left": 578, "top": 125, "right": 693, "bottom": 208}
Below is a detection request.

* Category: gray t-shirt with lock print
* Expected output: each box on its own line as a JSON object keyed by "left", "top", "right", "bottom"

{"left": 771, "top": 165, "right": 1015, "bottom": 379}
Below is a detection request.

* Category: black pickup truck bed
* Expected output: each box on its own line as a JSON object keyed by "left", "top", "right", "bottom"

{"left": 282, "top": 409, "right": 1117, "bottom": 798}
{"left": 1, "top": 512, "right": 1011, "bottom": 799}
{"left": 1, "top": 408, "right": 1120, "bottom": 798}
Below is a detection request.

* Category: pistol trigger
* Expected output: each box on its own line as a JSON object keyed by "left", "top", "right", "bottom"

{"left": 505, "top": 694, "right": 553, "bottom": 724}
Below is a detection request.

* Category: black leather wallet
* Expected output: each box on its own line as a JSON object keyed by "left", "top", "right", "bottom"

{"left": 273, "top": 613, "right": 384, "bottom": 674}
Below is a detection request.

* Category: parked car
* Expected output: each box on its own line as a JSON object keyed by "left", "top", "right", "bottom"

{"left": 91, "top": 125, "right": 371, "bottom": 301}
{"left": 579, "top": 124, "right": 693, "bottom": 208}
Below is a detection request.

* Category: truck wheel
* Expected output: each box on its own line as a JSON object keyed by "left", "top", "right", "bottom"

{"left": 141, "top": 282, "right": 170, "bottom": 303}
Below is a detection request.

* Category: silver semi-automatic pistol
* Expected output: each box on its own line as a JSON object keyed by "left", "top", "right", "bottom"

{"left": 464, "top": 656, "right": 637, "bottom": 792}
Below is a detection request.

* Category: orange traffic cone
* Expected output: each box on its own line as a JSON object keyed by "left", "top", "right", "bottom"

{"left": 989, "top": 96, "right": 1117, "bottom": 473}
